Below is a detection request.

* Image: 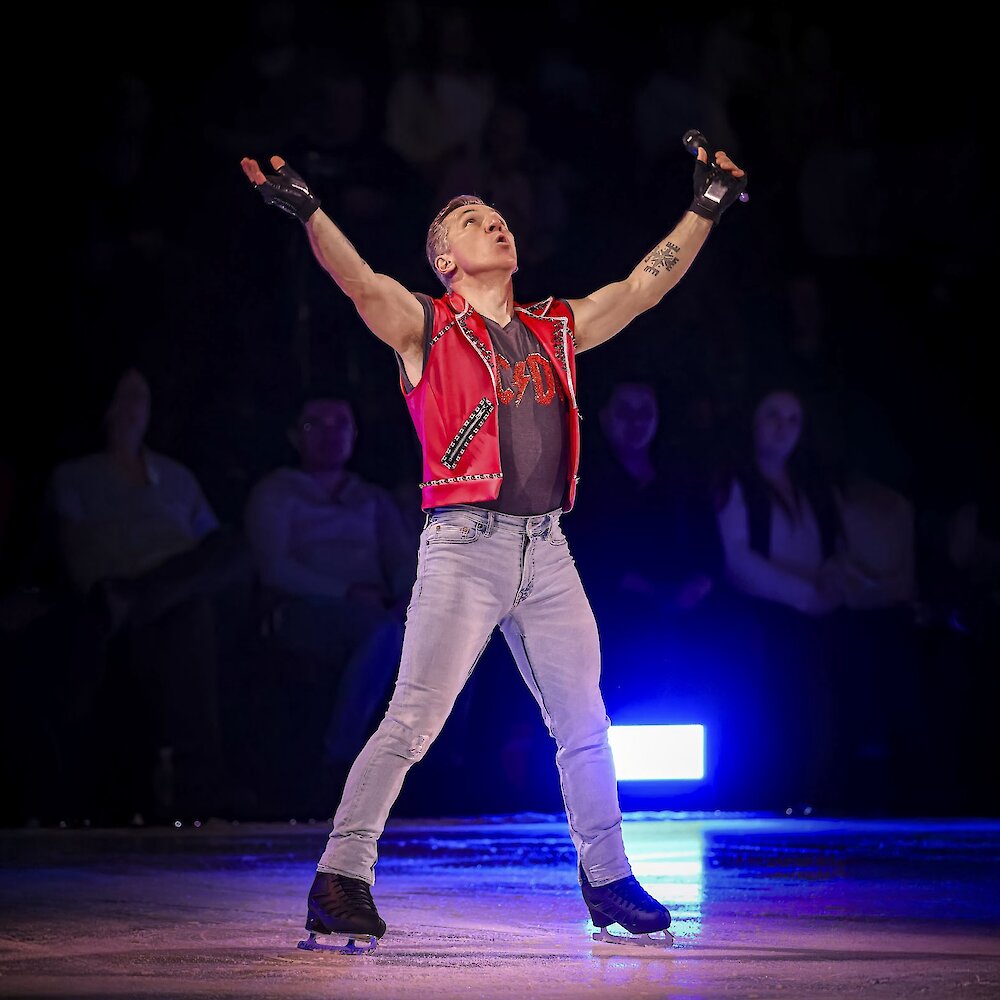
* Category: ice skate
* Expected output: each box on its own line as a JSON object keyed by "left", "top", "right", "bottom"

{"left": 580, "top": 866, "right": 674, "bottom": 948}
{"left": 297, "top": 872, "right": 387, "bottom": 954}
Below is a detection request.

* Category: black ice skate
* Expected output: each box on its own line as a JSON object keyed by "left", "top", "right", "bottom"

{"left": 580, "top": 866, "right": 674, "bottom": 947}
{"left": 297, "top": 872, "right": 387, "bottom": 954}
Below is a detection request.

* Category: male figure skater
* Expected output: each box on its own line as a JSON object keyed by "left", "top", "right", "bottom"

{"left": 241, "top": 136, "right": 745, "bottom": 950}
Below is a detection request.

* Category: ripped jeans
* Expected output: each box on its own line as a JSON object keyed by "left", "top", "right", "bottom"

{"left": 317, "top": 505, "right": 631, "bottom": 888}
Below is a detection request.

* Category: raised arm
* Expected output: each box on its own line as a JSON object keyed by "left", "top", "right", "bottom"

{"left": 240, "top": 156, "right": 424, "bottom": 364}
{"left": 568, "top": 147, "right": 746, "bottom": 354}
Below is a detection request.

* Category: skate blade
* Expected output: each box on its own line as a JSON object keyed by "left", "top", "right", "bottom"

{"left": 297, "top": 931, "right": 378, "bottom": 954}
{"left": 591, "top": 926, "right": 674, "bottom": 948}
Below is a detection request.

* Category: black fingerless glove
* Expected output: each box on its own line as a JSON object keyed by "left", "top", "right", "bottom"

{"left": 255, "top": 162, "right": 321, "bottom": 223}
{"left": 689, "top": 156, "right": 747, "bottom": 226}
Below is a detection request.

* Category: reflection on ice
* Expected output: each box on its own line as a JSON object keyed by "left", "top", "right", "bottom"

{"left": 623, "top": 818, "right": 705, "bottom": 937}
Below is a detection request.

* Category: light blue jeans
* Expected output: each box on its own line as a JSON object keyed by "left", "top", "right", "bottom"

{"left": 317, "top": 505, "right": 631, "bottom": 888}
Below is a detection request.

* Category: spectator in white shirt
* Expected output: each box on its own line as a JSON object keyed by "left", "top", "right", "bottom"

{"left": 245, "top": 397, "right": 414, "bottom": 775}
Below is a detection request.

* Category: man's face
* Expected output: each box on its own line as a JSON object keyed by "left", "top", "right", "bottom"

{"left": 753, "top": 391, "right": 803, "bottom": 463}
{"left": 603, "top": 384, "right": 659, "bottom": 453}
{"left": 438, "top": 203, "right": 517, "bottom": 283}
{"left": 292, "top": 400, "right": 356, "bottom": 472}
{"left": 105, "top": 369, "right": 151, "bottom": 441}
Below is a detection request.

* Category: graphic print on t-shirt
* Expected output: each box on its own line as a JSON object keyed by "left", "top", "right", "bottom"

{"left": 495, "top": 350, "right": 568, "bottom": 407}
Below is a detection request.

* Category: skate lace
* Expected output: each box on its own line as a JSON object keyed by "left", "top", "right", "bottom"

{"left": 338, "top": 877, "right": 377, "bottom": 912}
{"left": 607, "top": 877, "right": 662, "bottom": 914}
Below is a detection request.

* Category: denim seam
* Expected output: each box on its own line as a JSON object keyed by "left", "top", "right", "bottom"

{"left": 510, "top": 626, "right": 583, "bottom": 850}
{"left": 414, "top": 534, "right": 428, "bottom": 601}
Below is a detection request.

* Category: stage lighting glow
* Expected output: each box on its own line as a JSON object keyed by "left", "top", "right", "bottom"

{"left": 608, "top": 724, "right": 705, "bottom": 781}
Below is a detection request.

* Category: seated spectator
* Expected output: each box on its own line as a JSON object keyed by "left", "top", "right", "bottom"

{"left": 46, "top": 368, "right": 253, "bottom": 821}
{"left": 573, "top": 382, "right": 720, "bottom": 618}
{"left": 719, "top": 385, "right": 917, "bottom": 614}
{"left": 716, "top": 386, "right": 843, "bottom": 616}
{"left": 244, "top": 396, "right": 414, "bottom": 786}
{"left": 715, "top": 385, "right": 844, "bottom": 808}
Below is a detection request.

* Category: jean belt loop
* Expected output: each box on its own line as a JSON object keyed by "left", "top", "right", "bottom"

{"left": 483, "top": 509, "right": 496, "bottom": 537}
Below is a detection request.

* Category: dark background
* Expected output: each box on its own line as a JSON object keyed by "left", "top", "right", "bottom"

{"left": 3, "top": 3, "right": 996, "bottom": 820}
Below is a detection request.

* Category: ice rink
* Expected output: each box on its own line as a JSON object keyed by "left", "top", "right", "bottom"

{"left": 2, "top": 813, "right": 999, "bottom": 999}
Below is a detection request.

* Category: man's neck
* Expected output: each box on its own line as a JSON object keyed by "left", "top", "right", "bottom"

{"left": 106, "top": 435, "right": 144, "bottom": 464}
{"left": 105, "top": 438, "right": 148, "bottom": 485}
{"left": 453, "top": 275, "right": 514, "bottom": 326}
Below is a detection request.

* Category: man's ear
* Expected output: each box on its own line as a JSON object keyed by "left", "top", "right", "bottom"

{"left": 435, "top": 254, "right": 454, "bottom": 280}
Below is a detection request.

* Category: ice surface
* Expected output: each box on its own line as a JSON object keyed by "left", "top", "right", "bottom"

{"left": 1, "top": 813, "right": 999, "bottom": 998}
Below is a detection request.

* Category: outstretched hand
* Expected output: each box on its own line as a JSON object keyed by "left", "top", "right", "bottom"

{"left": 690, "top": 144, "right": 747, "bottom": 225}
{"left": 240, "top": 155, "right": 286, "bottom": 185}
{"left": 240, "top": 155, "right": 321, "bottom": 223}
{"left": 697, "top": 146, "right": 745, "bottom": 178}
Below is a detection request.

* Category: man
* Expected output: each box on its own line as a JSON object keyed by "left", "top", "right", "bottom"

{"left": 572, "top": 381, "right": 718, "bottom": 632}
{"left": 245, "top": 396, "right": 414, "bottom": 775}
{"left": 241, "top": 138, "right": 746, "bottom": 950}
{"left": 48, "top": 368, "right": 253, "bottom": 819}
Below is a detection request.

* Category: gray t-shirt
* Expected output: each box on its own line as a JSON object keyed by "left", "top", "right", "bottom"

{"left": 399, "top": 295, "right": 569, "bottom": 515}
{"left": 48, "top": 450, "right": 219, "bottom": 592}
{"left": 245, "top": 468, "right": 415, "bottom": 602}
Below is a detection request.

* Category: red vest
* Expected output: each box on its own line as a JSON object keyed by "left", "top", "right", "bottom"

{"left": 400, "top": 291, "right": 581, "bottom": 511}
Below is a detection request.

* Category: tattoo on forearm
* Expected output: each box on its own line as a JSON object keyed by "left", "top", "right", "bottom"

{"left": 643, "top": 241, "right": 681, "bottom": 278}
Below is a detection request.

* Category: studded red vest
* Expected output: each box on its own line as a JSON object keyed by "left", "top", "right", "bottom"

{"left": 400, "top": 291, "right": 581, "bottom": 512}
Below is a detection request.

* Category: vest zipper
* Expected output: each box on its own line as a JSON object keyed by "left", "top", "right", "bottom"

{"left": 441, "top": 397, "right": 495, "bottom": 470}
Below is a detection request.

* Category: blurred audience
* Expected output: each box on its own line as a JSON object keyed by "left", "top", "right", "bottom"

{"left": 435, "top": 102, "right": 570, "bottom": 269}
{"left": 833, "top": 470, "right": 922, "bottom": 811}
{"left": 244, "top": 396, "right": 413, "bottom": 793}
{"left": 569, "top": 382, "right": 725, "bottom": 770}
{"left": 43, "top": 369, "right": 254, "bottom": 821}
{"left": 715, "top": 385, "right": 844, "bottom": 807}
{"left": 574, "top": 382, "right": 720, "bottom": 617}
{"left": 201, "top": 0, "right": 313, "bottom": 157}
{"left": 717, "top": 386, "right": 842, "bottom": 615}
{"left": 7, "top": 11, "right": 990, "bottom": 822}
{"left": 299, "top": 70, "right": 426, "bottom": 274}
{"left": 834, "top": 475, "right": 916, "bottom": 611}
{"left": 945, "top": 502, "right": 1000, "bottom": 634}
{"left": 384, "top": 9, "right": 494, "bottom": 181}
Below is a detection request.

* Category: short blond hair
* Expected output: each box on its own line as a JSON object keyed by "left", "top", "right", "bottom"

{"left": 425, "top": 195, "right": 486, "bottom": 288}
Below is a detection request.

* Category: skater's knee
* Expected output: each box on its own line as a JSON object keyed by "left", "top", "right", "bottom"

{"left": 552, "top": 712, "right": 611, "bottom": 755}
{"left": 376, "top": 715, "right": 440, "bottom": 762}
